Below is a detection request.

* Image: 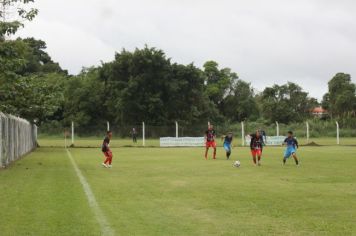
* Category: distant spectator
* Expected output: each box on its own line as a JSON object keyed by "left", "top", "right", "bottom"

{"left": 132, "top": 128, "right": 138, "bottom": 143}
{"left": 259, "top": 129, "right": 267, "bottom": 144}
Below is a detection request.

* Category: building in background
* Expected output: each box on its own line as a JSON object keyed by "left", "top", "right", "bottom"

{"left": 312, "top": 107, "right": 328, "bottom": 118}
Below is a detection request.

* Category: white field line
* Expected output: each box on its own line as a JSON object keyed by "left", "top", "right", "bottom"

{"left": 66, "top": 149, "right": 115, "bottom": 236}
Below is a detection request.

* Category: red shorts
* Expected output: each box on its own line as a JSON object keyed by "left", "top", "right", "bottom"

{"left": 103, "top": 151, "right": 113, "bottom": 158}
{"left": 251, "top": 149, "right": 262, "bottom": 156}
{"left": 206, "top": 141, "right": 216, "bottom": 148}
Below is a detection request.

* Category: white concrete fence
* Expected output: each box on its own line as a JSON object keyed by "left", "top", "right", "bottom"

{"left": 0, "top": 113, "right": 37, "bottom": 167}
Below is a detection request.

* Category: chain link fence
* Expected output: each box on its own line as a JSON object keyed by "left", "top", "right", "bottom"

{"left": 0, "top": 113, "right": 38, "bottom": 168}
{"left": 36, "top": 119, "right": 356, "bottom": 147}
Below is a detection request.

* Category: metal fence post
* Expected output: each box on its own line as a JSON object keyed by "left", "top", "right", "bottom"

{"left": 241, "top": 121, "right": 245, "bottom": 146}
{"left": 175, "top": 121, "right": 178, "bottom": 138}
{"left": 142, "top": 122, "right": 145, "bottom": 147}
{"left": 336, "top": 121, "right": 340, "bottom": 145}
{"left": 306, "top": 121, "right": 309, "bottom": 143}
{"left": 276, "top": 121, "right": 279, "bottom": 136}
{"left": 0, "top": 114, "right": 3, "bottom": 167}
{"left": 71, "top": 121, "right": 74, "bottom": 146}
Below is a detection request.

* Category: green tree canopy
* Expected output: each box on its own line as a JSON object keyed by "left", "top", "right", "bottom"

{"left": 260, "top": 82, "right": 318, "bottom": 123}
{"left": 0, "top": 0, "right": 38, "bottom": 40}
{"left": 221, "top": 80, "right": 259, "bottom": 122}
{"left": 322, "top": 73, "right": 356, "bottom": 118}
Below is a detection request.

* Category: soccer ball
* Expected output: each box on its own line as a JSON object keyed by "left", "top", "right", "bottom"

{"left": 233, "top": 160, "right": 241, "bottom": 168}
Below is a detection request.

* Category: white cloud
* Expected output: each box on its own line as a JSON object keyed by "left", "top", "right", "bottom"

{"left": 17, "top": 0, "right": 356, "bottom": 99}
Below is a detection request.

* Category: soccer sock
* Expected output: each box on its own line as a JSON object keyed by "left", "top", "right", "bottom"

{"left": 227, "top": 152, "right": 231, "bottom": 158}
{"left": 253, "top": 156, "right": 256, "bottom": 164}
{"left": 109, "top": 157, "right": 112, "bottom": 165}
{"left": 205, "top": 148, "right": 208, "bottom": 158}
{"left": 213, "top": 149, "right": 216, "bottom": 159}
{"left": 258, "top": 156, "right": 261, "bottom": 162}
{"left": 104, "top": 157, "right": 110, "bottom": 164}
{"left": 283, "top": 158, "right": 286, "bottom": 164}
{"left": 295, "top": 159, "right": 299, "bottom": 165}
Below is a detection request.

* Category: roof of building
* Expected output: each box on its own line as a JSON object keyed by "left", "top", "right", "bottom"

{"left": 312, "top": 107, "right": 327, "bottom": 113}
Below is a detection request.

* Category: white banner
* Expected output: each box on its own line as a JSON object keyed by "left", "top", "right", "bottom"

{"left": 160, "top": 137, "right": 205, "bottom": 147}
{"left": 245, "top": 135, "right": 286, "bottom": 146}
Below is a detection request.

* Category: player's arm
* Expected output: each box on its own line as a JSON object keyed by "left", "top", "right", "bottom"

{"left": 282, "top": 138, "right": 287, "bottom": 146}
{"left": 295, "top": 138, "right": 299, "bottom": 148}
{"left": 250, "top": 136, "right": 254, "bottom": 150}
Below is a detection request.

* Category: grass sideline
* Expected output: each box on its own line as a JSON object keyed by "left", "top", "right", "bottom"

{"left": 1, "top": 145, "right": 356, "bottom": 235}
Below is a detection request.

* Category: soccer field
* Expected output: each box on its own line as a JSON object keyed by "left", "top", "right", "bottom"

{"left": 1, "top": 146, "right": 356, "bottom": 235}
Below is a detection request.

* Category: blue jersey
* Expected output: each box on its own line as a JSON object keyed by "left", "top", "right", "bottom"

{"left": 284, "top": 137, "right": 298, "bottom": 148}
{"left": 224, "top": 136, "right": 233, "bottom": 145}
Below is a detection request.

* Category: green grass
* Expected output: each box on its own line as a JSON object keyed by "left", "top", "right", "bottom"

{"left": 1, "top": 145, "right": 356, "bottom": 235}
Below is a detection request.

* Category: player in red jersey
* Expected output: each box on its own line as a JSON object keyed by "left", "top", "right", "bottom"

{"left": 205, "top": 124, "right": 217, "bottom": 160}
{"left": 102, "top": 130, "right": 113, "bottom": 168}
{"left": 250, "top": 130, "right": 265, "bottom": 166}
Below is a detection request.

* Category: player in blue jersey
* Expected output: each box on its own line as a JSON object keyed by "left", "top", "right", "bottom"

{"left": 283, "top": 131, "right": 299, "bottom": 166}
{"left": 221, "top": 132, "right": 233, "bottom": 160}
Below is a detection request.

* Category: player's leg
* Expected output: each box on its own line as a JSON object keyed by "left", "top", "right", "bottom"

{"left": 251, "top": 150, "right": 257, "bottom": 165}
{"left": 223, "top": 143, "right": 230, "bottom": 160}
{"left": 205, "top": 145, "right": 209, "bottom": 160}
{"left": 257, "top": 150, "right": 262, "bottom": 166}
{"left": 227, "top": 145, "right": 231, "bottom": 160}
{"left": 226, "top": 151, "right": 231, "bottom": 159}
{"left": 102, "top": 152, "right": 110, "bottom": 167}
{"left": 292, "top": 152, "right": 299, "bottom": 166}
{"left": 108, "top": 151, "right": 113, "bottom": 168}
{"left": 283, "top": 148, "right": 291, "bottom": 165}
{"left": 213, "top": 142, "right": 217, "bottom": 159}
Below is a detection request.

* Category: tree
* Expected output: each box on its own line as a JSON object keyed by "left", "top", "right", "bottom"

{"left": 322, "top": 73, "right": 356, "bottom": 118}
{"left": 0, "top": 38, "right": 28, "bottom": 76}
{"left": 100, "top": 46, "right": 172, "bottom": 124}
{"left": 0, "top": 37, "right": 67, "bottom": 123}
{"left": 260, "top": 82, "right": 317, "bottom": 123}
{"left": 167, "top": 63, "right": 213, "bottom": 124}
{"left": 21, "top": 37, "right": 67, "bottom": 74}
{"left": 63, "top": 67, "right": 105, "bottom": 127}
{"left": 0, "top": 0, "right": 38, "bottom": 40}
{"left": 0, "top": 72, "right": 66, "bottom": 123}
{"left": 221, "top": 80, "right": 259, "bottom": 122}
{"left": 96, "top": 46, "right": 215, "bottom": 125}
{"left": 203, "top": 61, "right": 238, "bottom": 107}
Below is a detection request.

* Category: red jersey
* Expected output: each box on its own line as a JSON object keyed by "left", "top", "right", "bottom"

{"left": 205, "top": 129, "right": 216, "bottom": 142}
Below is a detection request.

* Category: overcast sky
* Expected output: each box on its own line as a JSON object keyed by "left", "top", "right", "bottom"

{"left": 17, "top": 0, "right": 356, "bottom": 100}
